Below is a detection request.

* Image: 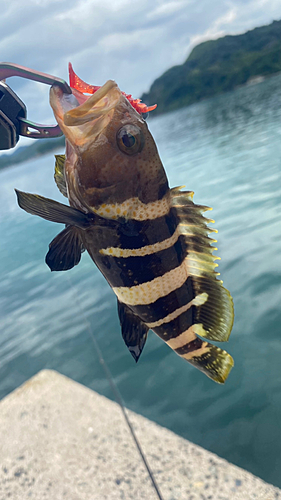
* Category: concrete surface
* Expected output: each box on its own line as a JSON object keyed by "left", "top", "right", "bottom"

{"left": 0, "top": 370, "right": 280, "bottom": 500}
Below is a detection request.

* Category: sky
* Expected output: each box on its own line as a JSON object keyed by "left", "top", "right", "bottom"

{"left": 0, "top": 0, "right": 280, "bottom": 148}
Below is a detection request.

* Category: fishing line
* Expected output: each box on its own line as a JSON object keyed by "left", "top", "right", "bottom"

{"left": 66, "top": 275, "right": 165, "bottom": 500}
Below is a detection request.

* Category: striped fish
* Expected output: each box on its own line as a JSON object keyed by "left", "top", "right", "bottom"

{"left": 15, "top": 69, "right": 234, "bottom": 383}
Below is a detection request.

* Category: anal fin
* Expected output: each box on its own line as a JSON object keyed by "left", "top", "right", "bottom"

{"left": 46, "top": 226, "right": 84, "bottom": 271}
{"left": 117, "top": 300, "right": 149, "bottom": 362}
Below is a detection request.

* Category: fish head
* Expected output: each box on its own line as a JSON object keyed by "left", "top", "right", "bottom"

{"left": 50, "top": 81, "right": 168, "bottom": 215}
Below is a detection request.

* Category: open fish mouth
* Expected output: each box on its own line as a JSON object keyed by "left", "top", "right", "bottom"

{"left": 64, "top": 80, "right": 120, "bottom": 126}
{"left": 50, "top": 80, "right": 122, "bottom": 145}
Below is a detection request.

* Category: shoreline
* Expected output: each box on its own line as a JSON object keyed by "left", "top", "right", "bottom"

{"left": 0, "top": 369, "right": 280, "bottom": 500}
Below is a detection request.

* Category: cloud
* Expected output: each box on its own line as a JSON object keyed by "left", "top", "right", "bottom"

{"left": 147, "top": 1, "right": 188, "bottom": 20}
{"left": 190, "top": 6, "right": 238, "bottom": 47}
{"left": 189, "top": 0, "right": 281, "bottom": 50}
{"left": 98, "top": 27, "right": 164, "bottom": 54}
{"left": 0, "top": 0, "right": 279, "bottom": 151}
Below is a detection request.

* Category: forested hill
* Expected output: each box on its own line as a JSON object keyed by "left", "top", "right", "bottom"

{"left": 0, "top": 136, "right": 65, "bottom": 171}
{"left": 141, "top": 20, "right": 281, "bottom": 115}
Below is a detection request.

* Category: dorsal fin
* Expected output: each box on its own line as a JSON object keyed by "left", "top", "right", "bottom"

{"left": 171, "top": 187, "right": 234, "bottom": 343}
{"left": 54, "top": 154, "right": 68, "bottom": 198}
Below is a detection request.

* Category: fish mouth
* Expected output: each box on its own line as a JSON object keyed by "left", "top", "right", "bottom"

{"left": 50, "top": 80, "right": 121, "bottom": 146}
{"left": 64, "top": 80, "right": 119, "bottom": 126}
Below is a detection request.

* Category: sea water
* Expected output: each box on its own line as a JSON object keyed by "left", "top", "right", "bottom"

{"left": 1, "top": 73, "right": 281, "bottom": 488}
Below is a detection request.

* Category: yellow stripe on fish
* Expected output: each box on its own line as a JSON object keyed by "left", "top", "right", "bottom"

{"left": 146, "top": 293, "right": 208, "bottom": 328}
{"left": 167, "top": 324, "right": 200, "bottom": 349}
{"left": 91, "top": 194, "right": 170, "bottom": 220}
{"left": 113, "top": 258, "right": 189, "bottom": 306}
{"left": 99, "top": 225, "right": 181, "bottom": 257}
{"left": 181, "top": 342, "right": 209, "bottom": 360}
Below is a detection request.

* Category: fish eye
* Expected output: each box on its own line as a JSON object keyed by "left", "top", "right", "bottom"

{"left": 116, "top": 124, "right": 144, "bottom": 155}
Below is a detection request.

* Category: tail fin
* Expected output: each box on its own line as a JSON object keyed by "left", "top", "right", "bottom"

{"left": 173, "top": 337, "right": 234, "bottom": 383}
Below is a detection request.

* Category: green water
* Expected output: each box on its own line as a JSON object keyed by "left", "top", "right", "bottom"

{"left": 1, "top": 73, "right": 281, "bottom": 488}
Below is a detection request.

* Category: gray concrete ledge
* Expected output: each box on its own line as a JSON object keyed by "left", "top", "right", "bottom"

{"left": 0, "top": 369, "right": 280, "bottom": 500}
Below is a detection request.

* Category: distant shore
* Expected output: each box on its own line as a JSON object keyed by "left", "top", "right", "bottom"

{"left": 141, "top": 19, "right": 281, "bottom": 115}
{"left": 0, "top": 136, "right": 65, "bottom": 171}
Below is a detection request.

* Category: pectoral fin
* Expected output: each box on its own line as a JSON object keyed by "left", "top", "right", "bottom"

{"left": 117, "top": 300, "right": 149, "bottom": 362}
{"left": 15, "top": 189, "right": 90, "bottom": 229}
{"left": 46, "top": 226, "right": 84, "bottom": 271}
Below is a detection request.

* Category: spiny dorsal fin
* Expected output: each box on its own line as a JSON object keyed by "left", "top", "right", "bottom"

{"left": 171, "top": 187, "right": 234, "bottom": 343}
{"left": 54, "top": 154, "right": 68, "bottom": 198}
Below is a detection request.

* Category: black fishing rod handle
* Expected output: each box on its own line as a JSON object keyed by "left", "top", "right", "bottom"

{"left": 0, "top": 81, "right": 26, "bottom": 149}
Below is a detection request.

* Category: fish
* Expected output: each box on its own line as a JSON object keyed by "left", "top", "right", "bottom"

{"left": 15, "top": 64, "right": 234, "bottom": 383}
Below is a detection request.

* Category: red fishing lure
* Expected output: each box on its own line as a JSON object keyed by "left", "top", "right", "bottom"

{"left": 68, "top": 63, "right": 157, "bottom": 115}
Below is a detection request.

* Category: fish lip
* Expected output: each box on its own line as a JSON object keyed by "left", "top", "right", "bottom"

{"left": 50, "top": 80, "right": 122, "bottom": 147}
{"left": 63, "top": 80, "right": 121, "bottom": 127}
{"left": 50, "top": 84, "right": 81, "bottom": 122}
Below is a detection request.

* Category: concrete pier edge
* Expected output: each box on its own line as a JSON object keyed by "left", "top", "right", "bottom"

{"left": 0, "top": 369, "right": 280, "bottom": 500}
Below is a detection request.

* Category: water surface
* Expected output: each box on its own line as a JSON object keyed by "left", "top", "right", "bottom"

{"left": 1, "top": 74, "right": 281, "bottom": 488}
